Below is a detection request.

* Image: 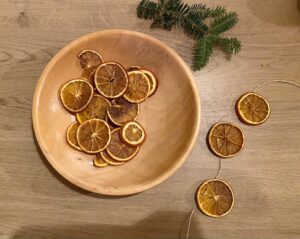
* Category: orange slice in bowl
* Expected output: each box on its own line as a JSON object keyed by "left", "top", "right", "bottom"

{"left": 127, "top": 65, "right": 141, "bottom": 72}
{"left": 196, "top": 179, "right": 234, "bottom": 217}
{"left": 78, "top": 50, "right": 103, "bottom": 69}
{"left": 100, "top": 151, "right": 125, "bottom": 166}
{"left": 94, "top": 62, "right": 128, "bottom": 99}
{"left": 77, "top": 119, "right": 111, "bottom": 154}
{"left": 60, "top": 79, "right": 93, "bottom": 113}
{"left": 107, "top": 128, "right": 139, "bottom": 162}
{"left": 81, "top": 66, "right": 97, "bottom": 86}
{"left": 123, "top": 71, "right": 150, "bottom": 103}
{"left": 76, "top": 95, "right": 111, "bottom": 123}
{"left": 120, "top": 121, "right": 146, "bottom": 146}
{"left": 107, "top": 97, "right": 139, "bottom": 126}
{"left": 93, "top": 154, "right": 109, "bottom": 168}
{"left": 208, "top": 122, "right": 244, "bottom": 158}
{"left": 66, "top": 122, "right": 82, "bottom": 151}
{"left": 236, "top": 92, "right": 270, "bottom": 125}
{"left": 140, "top": 69, "right": 158, "bottom": 97}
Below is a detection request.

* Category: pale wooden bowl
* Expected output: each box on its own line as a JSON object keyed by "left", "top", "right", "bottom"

{"left": 32, "top": 30, "right": 201, "bottom": 196}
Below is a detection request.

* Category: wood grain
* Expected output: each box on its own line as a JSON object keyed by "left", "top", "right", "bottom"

{"left": 0, "top": 0, "right": 300, "bottom": 238}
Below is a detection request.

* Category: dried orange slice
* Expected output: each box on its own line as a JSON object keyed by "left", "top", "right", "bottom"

{"left": 208, "top": 122, "right": 244, "bottom": 158}
{"left": 81, "top": 66, "right": 97, "bottom": 86}
{"left": 120, "top": 121, "right": 146, "bottom": 146}
{"left": 107, "top": 128, "right": 139, "bottom": 162}
{"left": 78, "top": 50, "right": 103, "bottom": 69}
{"left": 236, "top": 92, "right": 270, "bottom": 126}
{"left": 76, "top": 95, "right": 111, "bottom": 123}
{"left": 60, "top": 79, "right": 93, "bottom": 113}
{"left": 123, "top": 71, "right": 150, "bottom": 103}
{"left": 107, "top": 98, "right": 139, "bottom": 126}
{"left": 100, "top": 151, "right": 124, "bottom": 166}
{"left": 94, "top": 62, "right": 128, "bottom": 99}
{"left": 127, "top": 65, "right": 141, "bottom": 72}
{"left": 196, "top": 179, "right": 234, "bottom": 217}
{"left": 140, "top": 69, "right": 158, "bottom": 97}
{"left": 93, "top": 154, "right": 109, "bottom": 168}
{"left": 77, "top": 119, "right": 111, "bottom": 154}
{"left": 66, "top": 122, "right": 82, "bottom": 151}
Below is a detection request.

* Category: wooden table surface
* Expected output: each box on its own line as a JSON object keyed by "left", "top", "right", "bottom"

{"left": 0, "top": 0, "right": 299, "bottom": 238}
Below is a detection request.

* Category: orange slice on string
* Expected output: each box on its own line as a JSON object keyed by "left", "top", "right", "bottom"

{"left": 120, "top": 121, "right": 146, "bottom": 146}
{"left": 77, "top": 119, "right": 111, "bottom": 154}
{"left": 93, "top": 154, "right": 109, "bottom": 168}
{"left": 106, "top": 128, "right": 139, "bottom": 162}
{"left": 66, "top": 122, "right": 82, "bottom": 151}
{"left": 196, "top": 179, "right": 234, "bottom": 217}
{"left": 236, "top": 92, "right": 270, "bottom": 125}
{"left": 94, "top": 62, "right": 128, "bottom": 99}
{"left": 208, "top": 122, "right": 244, "bottom": 158}
{"left": 100, "top": 151, "right": 125, "bottom": 166}
{"left": 140, "top": 69, "right": 158, "bottom": 97}
{"left": 76, "top": 95, "right": 111, "bottom": 123}
{"left": 78, "top": 50, "right": 103, "bottom": 69}
{"left": 123, "top": 71, "right": 150, "bottom": 103}
{"left": 60, "top": 79, "right": 93, "bottom": 113}
{"left": 107, "top": 97, "right": 139, "bottom": 126}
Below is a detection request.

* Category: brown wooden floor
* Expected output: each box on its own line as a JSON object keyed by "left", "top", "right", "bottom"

{"left": 0, "top": 0, "right": 299, "bottom": 238}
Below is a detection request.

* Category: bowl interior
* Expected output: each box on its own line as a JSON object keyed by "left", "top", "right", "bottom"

{"left": 33, "top": 30, "right": 200, "bottom": 195}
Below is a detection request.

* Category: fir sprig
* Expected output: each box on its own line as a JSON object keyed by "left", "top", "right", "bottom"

{"left": 137, "top": 0, "right": 241, "bottom": 70}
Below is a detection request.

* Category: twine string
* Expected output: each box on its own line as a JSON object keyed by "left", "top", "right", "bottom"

{"left": 253, "top": 80, "right": 300, "bottom": 92}
{"left": 185, "top": 204, "right": 196, "bottom": 239}
{"left": 215, "top": 157, "right": 222, "bottom": 179}
{"left": 185, "top": 157, "right": 222, "bottom": 239}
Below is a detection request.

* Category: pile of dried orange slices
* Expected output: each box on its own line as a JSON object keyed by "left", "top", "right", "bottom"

{"left": 59, "top": 50, "right": 158, "bottom": 168}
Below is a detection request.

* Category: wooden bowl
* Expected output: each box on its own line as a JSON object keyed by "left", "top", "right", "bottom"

{"left": 32, "top": 30, "right": 200, "bottom": 195}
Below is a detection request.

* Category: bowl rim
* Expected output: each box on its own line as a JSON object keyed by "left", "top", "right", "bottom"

{"left": 32, "top": 29, "right": 201, "bottom": 196}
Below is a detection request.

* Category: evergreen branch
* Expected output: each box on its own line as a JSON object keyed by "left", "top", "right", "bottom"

{"left": 137, "top": 0, "right": 210, "bottom": 37}
{"left": 209, "top": 11, "right": 238, "bottom": 35}
{"left": 136, "top": 0, "right": 241, "bottom": 70}
{"left": 193, "top": 36, "right": 213, "bottom": 70}
{"left": 137, "top": 0, "right": 160, "bottom": 20}
{"left": 214, "top": 36, "right": 241, "bottom": 55}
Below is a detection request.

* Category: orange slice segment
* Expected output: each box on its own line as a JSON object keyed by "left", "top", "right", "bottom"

{"left": 76, "top": 95, "right": 111, "bottom": 123}
{"left": 123, "top": 71, "right": 150, "bottom": 103}
{"left": 60, "top": 79, "right": 93, "bottom": 113}
{"left": 120, "top": 121, "right": 146, "bottom": 146}
{"left": 208, "top": 122, "right": 244, "bottom": 158}
{"left": 107, "top": 98, "right": 139, "bottom": 126}
{"left": 100, "top": 151, "right": 124, "bottom": 166}
{"left": 77, "top": 119, "right": 111, "bottom": 154}
{"left": 106, "top": 128, "right": 139, "bottom": 162}
{"left": 196, "top": 179, "right": 234, "bottom": 217}
{"left": 94, "top": 62, "right": 128, "bottom": 99}
{"left": 66, "top": 122, "right": 82, "bottom": 151}
{"left": 93, "top": 154, "right": 109, "bottom": 168}
{"left": 78, "top": 50, "right": 103, "bottom": 69}
{"left": 140, "top": 69, "right": 158, "bottom": 97}
{"left": 236, "top": 92, "right": 270, "bottom": 125}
